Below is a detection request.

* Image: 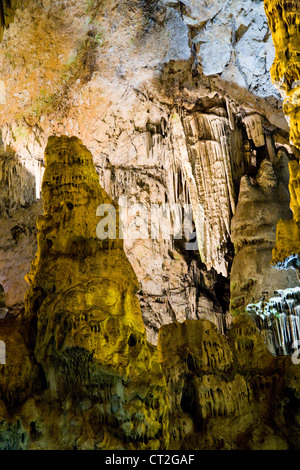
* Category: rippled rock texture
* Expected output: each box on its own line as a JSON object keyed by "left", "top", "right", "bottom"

{"left": 0, "top": 0, "right": 296, "bottom": 345}
{"left": 0, "top": 135, "right": 170, "bottom": 450}
{"left": 0, "top": 136, "right": 299, "bottom": 450}
{"left": 158, "top": 315, "right": 300, "bottom": 450}
{"left": 263, "top": 0, "right": 300, "bottom": 270}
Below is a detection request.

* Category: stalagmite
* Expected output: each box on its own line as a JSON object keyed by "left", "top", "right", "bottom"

{"left": 0, "top": 135, "right": 170, "bottom": 450}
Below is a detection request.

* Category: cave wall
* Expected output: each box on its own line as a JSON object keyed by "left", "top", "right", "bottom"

{"left": 158, "top": 315, "right": 300, "bottom": 450}
{"left": 0, "top": 0, "right": 298, "bottom": 343}
{"left": 0, "top": 0, "right": 19, "bottom": 42}
{"left": 0, "top": 135, "right": 299, "bottom": 451}
{"left": 0, "top": 0, "right": 299, "bottom": 450}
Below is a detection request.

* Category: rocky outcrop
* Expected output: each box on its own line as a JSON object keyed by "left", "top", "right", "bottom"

{"left": 231, "top": 158, "right": 299, "bottom": 316}
{"left": 0, "top": 0, "right": 296, "bottom": 344}
{"left": 158, "top": 315, "right": 300, "bottom": 450}
{"left": 263, "top": 0, "right": 300, "bottom": 270}
{"left": 0, "top": 135, "right": 170, "bottom": 450}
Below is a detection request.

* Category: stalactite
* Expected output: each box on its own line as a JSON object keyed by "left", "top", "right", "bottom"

{"left": 0, "top": 0, "right": 20, "bottom": 42}
{"left": 242, "top": 114, "right": 266, "bottom": 148}
{"left": 175, "top": 111, "right": 237, "bottom": 276}
{"left": 34, "top": 160, "right": 44, "bottom": 200}
{"left": 246, "top": 286, "right": 300, "bottom": 355}
{"left": 0, "top": 151, "right": 35, "bottom": 215}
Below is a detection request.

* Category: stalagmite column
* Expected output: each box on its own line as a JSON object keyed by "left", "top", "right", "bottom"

{"left": 264, "top": 0, "right": 300, "bottom": 269}
{"left": 18, "top": 135, "right": 169, "bottom": 449}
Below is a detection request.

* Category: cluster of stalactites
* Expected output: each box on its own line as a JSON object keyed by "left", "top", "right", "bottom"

{"left": 171, "top": 111, "right": 236, "bottom": 276}
{"left": 0, "top": 0, "right": 20, "bottom": 42}
{"left": 246, "top": 286, "right": 300, "bottom": 355}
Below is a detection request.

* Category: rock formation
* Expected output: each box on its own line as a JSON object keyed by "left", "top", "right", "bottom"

{"left": 158, "top": 315, "right": 300, "bottom": 450}
{"left": 0, "top": 0, "right": 299, "bottom": 451}
{"left": 272, "top": 158, "right": 300, "bottom": 270}
{"left": 0, "top": 0, "right": 297, "bottom": 345}
{"left": 0, "top": 1, "right": 19, "bottom": 42}
{"left": 0, "top": 135, "right": 299, "bottom": 450}
{"left": 246, "top": 286, "right": 300, "bottom": 356}
{"left": 0, "top": 135, "right": 170, "bottom": 450}
{"left": 263, "top": 0, "right": 300, "bottom": 270}
{"left": 231, "top": 158, "right": 298, "bottom": 316}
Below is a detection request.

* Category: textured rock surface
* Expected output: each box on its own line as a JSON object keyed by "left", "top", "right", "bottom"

{"left": 0, "top": 136, "right": 300, "bottom": 450}
{"left": 231, "top": 158, "right": 299, "bottom": 316}
{"left": 0, "top": 135, "right": 170, "bottom": 450}
{"left": 158, "top": 315, "right": 300, "bottom": 450}
{"left": 263, "top": 0, "right": 300, "bottom": 270}
{"left": 0, "top": 134, "right": 299, "bottom": 451}
{"left": 175, "top": 0, "right": 279, "bottom": 98}
{"left": 0, "top": 0, "right": 19, "bottom": 42}
{"left": 0, "top": 0, "right": 299, "bottom": 451}
{"left": 0, "top": 0, "right": 297, "bottom": 344}
{"left": 272, "top": 159, "right": 300, "bottom": 268}
{"left": 246, "top": 286, "right": 300, "bottom": 356}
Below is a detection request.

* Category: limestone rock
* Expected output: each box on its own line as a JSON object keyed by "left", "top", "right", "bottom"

{"left": 242, "top": 114, "right": 266, "bottom": 148}
{"left": 246, "top": 286, "right": 300, "bottom": 356}
{"left": 0, "top": 0, "right": 299, "bottom": 452}
{"left": 190, "top": 0, "right": 279, "bottom": 98}
{"left": 231, "top": 158, "right": 299, "bottom": 316}
{"left": 0, "top": 0, "right": 291, "bottom": 344}
{"left": 272, "top": 160, "right": 300, "bottom": 266}
{"left": 0, "top": 284, "right": 7, "bottom": 318}
{"left": 0, "top": 135, "right": 170, "bottom": 450}
{"left": 158, "top": 315, "right": 300, "bottom": 449}
{"left": 263, "top": 0, "right": 300, "bottom": 270}
{"left": 0, "top": 0, "right": 20, "bottom": 42}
